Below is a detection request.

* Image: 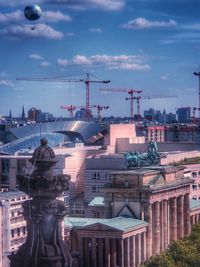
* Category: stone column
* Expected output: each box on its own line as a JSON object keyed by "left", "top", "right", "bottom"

{"left": 170, "top": 197, "right": 177, "bottom": 242}
{"left": 177, "top": 195, "right": 184, "bottom": 239}
{"left": 163, "top": 199, "right": 168, "bottom": 249}
{"left": 92, "top": 237, "right": 97, "bottom": 267}
{"left": 111, "top": 239, "right": 116, "bottom": 267}
{"left": 136, "top": 234, "right": 141, "bottom": 267}
{"left": 79, "top": 236, "right": 84, "bottom": 267}
{"left": 184, "top": 193, "right": 191, "bottom": 235}
{"left": 124, "top": 237, "right": 130, "bottom": 267}
{"left": 142, "top": 232, "right": 147, "bottom": 262}
{"left": 85, "top": 238, "right": 90, "bottom": 267}
{"left": 160, "top": 200, "right": 164, "bottom": 251}
{"left": 119, "top": 239, "right": 124, "bottom": 267}
{"left": 144, "top": 204, "right": 152, "bottom": 259}
{"left": 97, "top": 239, "right": 104, "bottom": 267}
{"left": 153, "top": 201, "right": 160, "bottom": 254}
{"left": 105, "top": 239, "right": 110, "bottom": 267}
{"left": 130, "top": 236, "right": 135, "bottom": 267}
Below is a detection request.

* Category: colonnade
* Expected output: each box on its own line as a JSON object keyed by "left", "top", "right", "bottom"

{"left": 191, "top": 213, "right": 200, "bottom": 226}
{"left": 145, "top": 193, "right": 191, "bottom": 258}
{"left": 78, "top": 232, "right": 146, "bottom": 267}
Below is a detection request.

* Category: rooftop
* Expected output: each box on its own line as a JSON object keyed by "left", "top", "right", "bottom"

{"left": 88, "top": 196, "right": 105, "bottom": 207}
{"left": 64, "top": 216, "right": 147, "bottom": 232}
{"left": 190, "top": 199, "right": 200, "bottom": 210}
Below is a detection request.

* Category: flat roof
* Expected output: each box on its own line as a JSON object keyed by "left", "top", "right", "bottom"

{"left": 64, "top": 216, "right": 147, "bottom": 232}
{"left": 0, "top": 190, "right": 26, "bottom": 200}
{"left": 88, "top": 197, "right": 105, "bottom": 207}
{"left": 190, "top": 199, "right": 200, "bottom": 210}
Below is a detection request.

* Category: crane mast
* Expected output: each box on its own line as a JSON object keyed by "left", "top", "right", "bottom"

{"left": 99, "top": 88, "right": 142, "bottom": 122}
{"left": 17, "top": 73, "right": 110, "bottom": 120}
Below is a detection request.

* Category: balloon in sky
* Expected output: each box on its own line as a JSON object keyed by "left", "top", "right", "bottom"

{"left": 24, "top": 5, "right": 42, "bottom": 21}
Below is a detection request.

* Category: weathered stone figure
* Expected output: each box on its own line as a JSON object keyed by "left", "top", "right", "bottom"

{"left": 9, "top": 138, "right": 70, "bottom": 267}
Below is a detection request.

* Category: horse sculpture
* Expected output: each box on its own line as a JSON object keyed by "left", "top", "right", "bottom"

{"left": 124, "top": 141, "right": 161, "bottom": 168}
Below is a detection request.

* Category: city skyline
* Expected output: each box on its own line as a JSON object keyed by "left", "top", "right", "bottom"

{"left": 0, "top": 0, "right": 200, "bottom": 117}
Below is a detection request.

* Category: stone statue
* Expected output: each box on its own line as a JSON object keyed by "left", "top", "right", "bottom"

{"left": 124, "top": 141, "right": 161, "bottom": 168}
{"left": 9, "top": 138, "right": 71, "bottom": 267}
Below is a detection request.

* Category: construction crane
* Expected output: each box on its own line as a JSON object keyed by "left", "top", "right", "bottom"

{"left": 191, "top": 107, "right": 200, "bottom": 123}
{"left": 17, "top": 73, "right": 110, "bottom": 120}
{"left": 99, "top": 88, "right": 142, "bottom": 121}
{"left": 193, "top": 70, "right": 200, "bottom": 118}
{"left": 126, "top": 95, "right": 178, "bottom": 118}
{"left": 60, "top": 105, "right": 77, "bottom": 118}
{"left": 61, "top": 104, "right": 109, "bottom": 120}
{"left": 92, "top": 105, "right": 109, "bottom": 121}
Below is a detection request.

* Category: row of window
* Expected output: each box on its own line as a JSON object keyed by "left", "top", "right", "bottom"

{"left": 91, "top": 172, "right": 110, "bottom": 180}
{"left": 192, "top": 184, "right": 200, "bottom": 190}
{"left": 192, "top": 196, "right": 200, "bottom": 200}
{"left": 11, "top": 226, "right": 26, "bottom": 238}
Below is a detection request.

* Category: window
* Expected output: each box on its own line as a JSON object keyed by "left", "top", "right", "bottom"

{"left": 22, "top": 228, "right": 26, "bottom": 235}
{"left": 192, "top": 171, "right": 197, "bottom": 178}
{"left": 192, "top": 184, "right": 197, "bottom": 190}
{"left": 11, "top": 212, "right": 15, "bottom": 217}
{"left": 11, "top": 229, "right": 14, "bottom": 238}
{"left": 92, "top": 172, "right": 97, "bottom": 179}
{"left": 92, "top": 185, "right": 97, "bottom": 193}
{"left": 17, "top": 228, "right": 20, "bottom": 236}
{"left": 1, "top": 159, "right": 10, "bottom": 174}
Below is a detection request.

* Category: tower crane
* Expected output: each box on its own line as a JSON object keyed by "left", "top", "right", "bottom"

{"left": 125, "top": 95, "right": 178, "bottom": 118}
{"left": 191, "top": 107, "right": 200, "bottom": 123}
{"left": 60, "top": 104, "right": 109, "bottom": 120}
{"left": 17, "top": 73, "right": 110, "bottom": 120}
{"left": 193, "top": 70, "right": 200, "bottom": 118}
{"left": 60, "top": 105, "right": 77, "bottom": 118}
{"left": 99, "top": 88, "right": 142, "bottom": 121}
{"left": 92, "top": 105, "right": 109, "bottom": 121}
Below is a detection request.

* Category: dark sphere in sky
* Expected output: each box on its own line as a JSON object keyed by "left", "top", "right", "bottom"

{"left": 24, "top": 5, "right": 42, "bottom": 21}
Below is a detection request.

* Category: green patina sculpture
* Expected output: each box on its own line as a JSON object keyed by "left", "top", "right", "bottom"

{"left": 124, "top": 141, "right": 161, "bottom": 168}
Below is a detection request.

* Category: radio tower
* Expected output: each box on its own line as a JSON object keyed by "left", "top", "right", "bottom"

{"left": 193, "top": 70, "right": 200, "bottom": 118}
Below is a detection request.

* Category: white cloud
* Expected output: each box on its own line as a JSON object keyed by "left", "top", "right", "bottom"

{"left": 0, "top": 23, "right": 64, "bottom": 40}
{"left": 0, "top": 10, "right": 24, "bottom": 23}
{"left": 57, "top": 58, "right": 68, "bottom": 66}
{"left": 89, "top": 0, "right": 125, "bottom": 10}
{"left": 42, "top": 11, "right": 71, "bottom": 23}
{"left": 57, "top": 54, "right": 151, "bottom": 71}
{"left": 40, "top": 61, "right": 50, "bottom": 67}
{"left": 88, "top": 27, "right": 102, "bottom": 33}
{"left": 161, "top": 75, "right": 169, "bottom": 80}
{"left": 0, "top": 9, "right": 71, "bottom": 24}
{"left": 109, "top": 63, "right": 151, "bottom": 71}
{"left": 0, "top": 79, "right": 14, "bottom": 87}
{"left": 43, "top": 0, "right": 125, "bottom": 11}
{"left": 121, "top": 17, "right": 177, "bottom": 29}
{"left": 72, "top": 55, "right": 92, "bottom": 65}
{"left": 29, "top": 54, "right": 43, "bottom": 60}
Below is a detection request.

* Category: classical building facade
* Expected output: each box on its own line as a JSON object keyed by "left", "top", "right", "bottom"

{"left": 66, "top": 165, "right": 200, "bottom": 267}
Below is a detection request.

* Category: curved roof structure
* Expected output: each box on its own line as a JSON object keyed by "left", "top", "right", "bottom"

{"left": 0, "top": 133, "right": 66, "bottom": 154}
{"left": 10, "top": 120, "right": 106, "bottom": 143}
{"left": 0, "top": 120, "right": 107, "bottom": 154}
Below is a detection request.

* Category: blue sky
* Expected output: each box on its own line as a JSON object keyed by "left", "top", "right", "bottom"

{"left": 0, "top": 0, "right": 200, "bottom": 118}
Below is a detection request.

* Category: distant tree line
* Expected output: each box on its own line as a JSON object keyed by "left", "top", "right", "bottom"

{"left": 141, "top": 224, "right": 200, "bottom": 267}
{"left": 170, "top": 157, "right": 200, "bottom": 166}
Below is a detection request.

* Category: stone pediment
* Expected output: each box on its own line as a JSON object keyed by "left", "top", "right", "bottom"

{"left": 81, "top": 222, "right": 122, "bottom": 232}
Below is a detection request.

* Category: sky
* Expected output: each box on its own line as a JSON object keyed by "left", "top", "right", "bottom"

{"left": 0, "top": 0, "right": 200, "bottom": 118}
